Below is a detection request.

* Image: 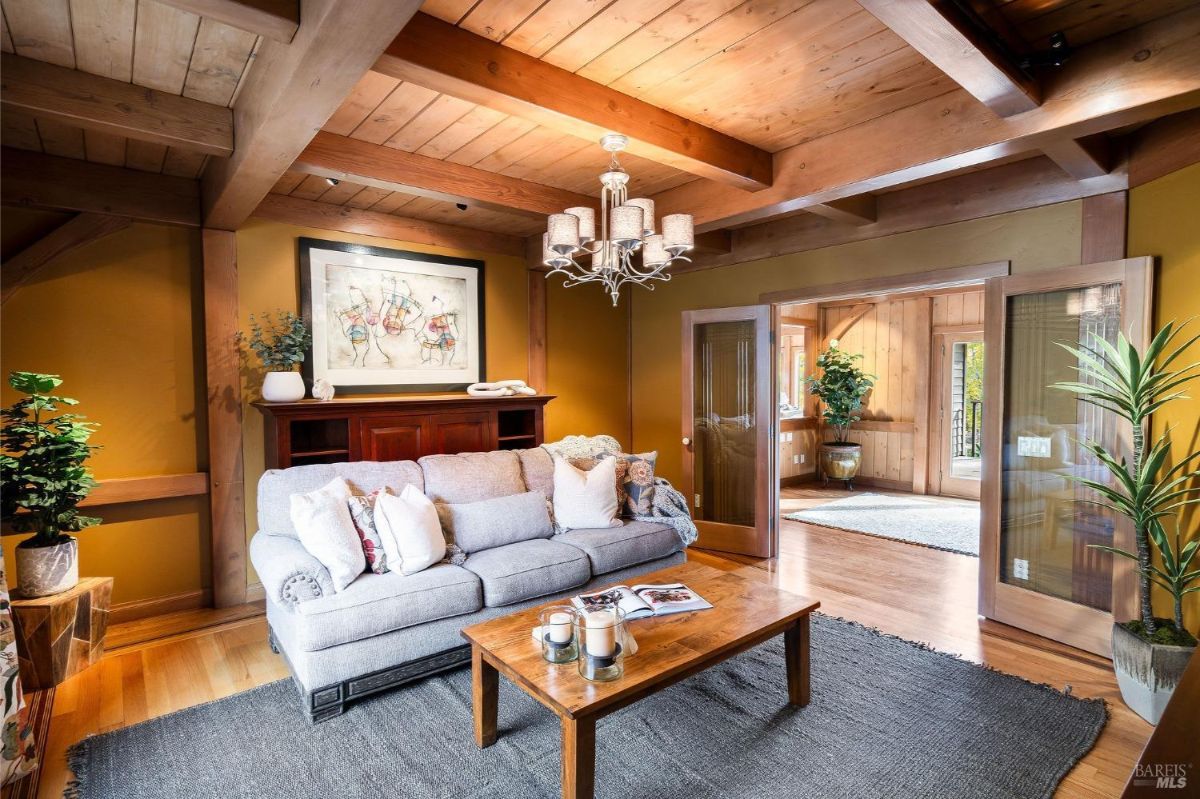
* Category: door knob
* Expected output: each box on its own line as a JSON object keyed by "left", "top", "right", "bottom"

{"left": 682, "top": 437, "right": 691, "bottom": 446}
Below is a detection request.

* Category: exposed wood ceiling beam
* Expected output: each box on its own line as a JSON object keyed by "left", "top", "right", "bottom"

{"left": 2, "top": 148, "right": 200, "bottom": 227}
{"left": 0, "top": 53, "right": 233, "bottom": 156}
{"left": 1, "top": 213, "right": 131, "bottom": 304}
{"left": 1042, "top": 134, "right": 1115, "bottom": 179}
{"left": 294, "top": 131, "right": 594, "bottom": 218}
{"left": 253, "top": 194, "right": 526, "bottom": 257}
{"left": 653, "top": 9, "right": 1200, "bottom": 232}
{"left": 681, "top": 155, "right": 1128, "bottom": 273}
{"left": 858, "top": 0, "right": 1039, "bottom": 117}
{"left": 151, "top": 0, "right": 299, "bottom": 43}
{"left": 806, "top": 196, "right": 878, "bottom": 226}
{"left": 201, "top": 0, "right": 422, "bottom": 230}
{"left": 1127, "top": 108, "right": 1200, "bottom": 187}
{"left": 375, "top": 13, "right": 772, "bottom": 192}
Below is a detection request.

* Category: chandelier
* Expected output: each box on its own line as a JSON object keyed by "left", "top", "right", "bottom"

{"left": 541, "top": 133, "right": 694, "bottom": 306}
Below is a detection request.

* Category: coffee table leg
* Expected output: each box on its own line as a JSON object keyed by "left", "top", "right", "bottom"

{"left": 561, "top": 715, "right": 596, "bottom": 799}
{"left": 472, "top": 645, "right": 498, "bottom": 748}
{"left": 785, "top": 614, "right": 811, "bottom": 707}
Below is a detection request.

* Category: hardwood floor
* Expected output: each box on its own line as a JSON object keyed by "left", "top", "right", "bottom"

{"left": 27, "top": 489, "right": 1148, "bottom": 799}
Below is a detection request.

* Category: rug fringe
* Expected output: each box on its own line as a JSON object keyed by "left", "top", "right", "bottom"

{"left": 63, "top": 738, "right": 89, "bottom": 799}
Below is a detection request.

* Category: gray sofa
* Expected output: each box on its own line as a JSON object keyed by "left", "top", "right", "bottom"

{"left": 250, "top": 447, "right": 688, "bottom": 722}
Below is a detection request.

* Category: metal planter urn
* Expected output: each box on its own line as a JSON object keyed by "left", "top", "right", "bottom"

{"left": 820, "top": 442, "right": 863, "bottom": 490}
{"left": 1111, "top": 622, "right": 1195, "bottom": 725}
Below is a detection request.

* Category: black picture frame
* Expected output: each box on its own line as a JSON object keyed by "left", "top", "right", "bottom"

{"left": 298, "top": 237, "right": 486, "bottom": 393}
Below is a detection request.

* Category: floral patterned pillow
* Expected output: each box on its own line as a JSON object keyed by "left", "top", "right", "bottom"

{"left": 618, "top": 452, "right": 657, "bottom": 517}
{"left": 1, "top": 553, "right": 37, "bottom": 786}
{"left": 347, "top": 489, "right": 389, "bottom": 574}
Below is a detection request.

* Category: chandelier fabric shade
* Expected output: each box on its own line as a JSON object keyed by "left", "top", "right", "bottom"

{"left": 542, "top": 133, "right": 694, "bottom": 306}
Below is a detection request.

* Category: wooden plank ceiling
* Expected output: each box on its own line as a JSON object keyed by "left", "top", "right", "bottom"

{"left": 0, "top": 0, "right": 260, "bottom": 178}
{"left": 976, "top": 0, "right": 1194, "bottom": 52}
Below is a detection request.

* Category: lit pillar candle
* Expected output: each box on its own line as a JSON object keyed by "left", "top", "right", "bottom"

{"left": 548, "top": 611, "right": 573, "bottom": 643}
{"left": 585, "top": 610, "right": 617, "bottom": 657}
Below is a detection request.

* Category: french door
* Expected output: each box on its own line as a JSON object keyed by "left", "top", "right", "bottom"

{"left": 980, "top": 258, "right": 1152, "bottom": 656}
{"left": 681, "top": 305, "right": 777, "bottom": 558}
{"left": 931, "top": 332, "right": 985, "bottom": 500}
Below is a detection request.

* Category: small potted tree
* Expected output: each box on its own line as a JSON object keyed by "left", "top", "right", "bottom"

{"left": 1052, "top": 320, "right": 1199, "bottom": 724}
{"left": 0, "top": 372, "right": 101, "bottom": 597}
{"left": 239, "top": 311, "right": 313, "bottom": 402}
{"left": 807, "top": 339, "right": 876, "bottom": 489}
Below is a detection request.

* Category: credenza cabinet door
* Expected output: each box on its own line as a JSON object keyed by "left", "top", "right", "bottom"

{"left": 360, "top": 416, "right": 429, "bottom": 462}
{"left": 429, "top": 411, "right": 494, "bottom": 455}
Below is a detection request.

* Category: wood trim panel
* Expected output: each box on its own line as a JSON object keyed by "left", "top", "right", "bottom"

{"left": 80, "top": 473, "right": 209, "bottom": 507}
{"left": 109, "top": 589, "right": 212, "bottom": 626}
{"left": 806, "top": 196, "right": 877, "bottom": 226}
{"left": 1, "top": 213, "right": 131, "bottom": 305}
{"left": 1, "top": 148, "right": 200, "bottom": 227}
{"left": 294, "top": 131, "right": 593, "bottom": 218}
{"left": 0, "top": 53, "right": 234, "bottom": 156}
{"left": 152, "top": 0, "right": 300, "bottom": 43}
{"left": 1043, "top": 135, "right": 1115, "bottom": 180}
{"left": 761, "top": 261, "right": 1009, "bottom": 305}
{"left": 858, "top": 0, "right": 1039, "bottom": 116}
{"left": 202, "top": 229, "right": 247, "bottom": 608}
{"left": 377, "top": 13, "right": 772, "bottom": 191}
{"left": 1128, "top": 107, "right": 1200, "bottom": 187}
{"left": 202, "top": 0, "right": 423, "bottom": 229}
{"left": 652, "top": 9, "right": 1200, "bottom": 231}
{"left": 1081, "top": 192, "right": 1128, "bottom": 263}
{"left": 910, "top": 297, "right": 932, "bottom": 495}
{"left": 251, "top": 194, "right": 525, "bottom": 256}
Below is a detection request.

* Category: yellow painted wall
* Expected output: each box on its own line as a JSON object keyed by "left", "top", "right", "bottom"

{"left": 236, "top": 219, "right": 531, "bottom": 586}
{"left": 545, "top": 280, "right": 630, "bottom": 448}
{"left": 1, "top": 211, "right": 208, "bottom": 605}
{"left": 1129, "top": 161, "right": 1200, "bottom": 632}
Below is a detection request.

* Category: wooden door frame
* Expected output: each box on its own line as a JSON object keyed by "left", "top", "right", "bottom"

{"left": 929, "top": 329, "right": 985, "bottom": 499}
{"left": 979, "top": 257, "right": 1152, "bottom": 657}
{"left": 681, "top": 305, "right": 778, "bottom": 558}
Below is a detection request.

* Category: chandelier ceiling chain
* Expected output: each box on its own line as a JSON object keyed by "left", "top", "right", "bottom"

{"left": 542, "top": 133, "right": 694, "bottom": 306}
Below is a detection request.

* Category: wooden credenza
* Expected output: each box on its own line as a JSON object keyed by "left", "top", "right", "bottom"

{"left": 253, "top": 394, "right": 554, "bottom": 469}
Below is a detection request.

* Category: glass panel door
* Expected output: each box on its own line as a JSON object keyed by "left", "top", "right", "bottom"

{"left": 980, "top": 258, "right": 1152, "bottom": 657}
{"left": 682, "top": 306, "right": 775, "bottom": 557}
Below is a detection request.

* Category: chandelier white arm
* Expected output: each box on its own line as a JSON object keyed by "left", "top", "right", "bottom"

{"left": 542, "top": 133, "right": 694, "bottom": 306}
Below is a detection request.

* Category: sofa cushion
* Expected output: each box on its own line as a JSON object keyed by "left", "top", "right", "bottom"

{"left": 517, "top": 447, "right": 554, "bottom": 499}
{"left": 554, "top": 521, "right": 682, "bottom": 575}
{"left": 436, "top": 491, "right": 553, "bottom": 554}
{"left": 461, "top": 539, "right": 591, "bottom": 607}
{"left": 258, "top": 460, "right": 424, "bottom": 538}
{"left": 419, "top": 450, "right": 523, "bottom": 504}
{"left": 292, "top": 564, "right": 481, "bottom": 651}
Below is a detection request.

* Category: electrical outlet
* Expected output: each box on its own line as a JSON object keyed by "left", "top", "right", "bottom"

{"left": 1013, "top": 558, "right": 1030, "bottom": 580}
{"left": 694, "top": 493, "right": 701, "bottom": 510}
{"left": 792, "top": 454, "right": 800, "bottom": 464}
{"left": 798, "top": 453, "right": 805, "bottom": 464}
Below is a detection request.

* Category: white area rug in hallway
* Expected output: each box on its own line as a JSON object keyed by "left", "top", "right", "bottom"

{"left": 784, "top": 493, "right": 980, "bottom": 557}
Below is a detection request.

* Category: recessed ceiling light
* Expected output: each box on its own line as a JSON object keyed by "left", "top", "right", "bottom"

{"left": 325, "top": 177, "right": 339, "bottom": 187}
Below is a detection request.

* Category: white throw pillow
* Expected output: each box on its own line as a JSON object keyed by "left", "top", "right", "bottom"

{"left": 373, "top": 484, "right": 447, "bottom": 575}
{"left": 289, "top": 477, "right": 365, "bottom": 592}
{"left": 552, "top": 456, "right": 623, "bottom": 531}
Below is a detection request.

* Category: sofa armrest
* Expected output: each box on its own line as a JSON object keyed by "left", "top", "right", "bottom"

{"left": 250, "top": 532, "right": 335, "bottom": 611}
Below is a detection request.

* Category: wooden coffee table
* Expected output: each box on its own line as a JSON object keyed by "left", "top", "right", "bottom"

{"left": 460, "top": 560, "right": 820, "bottom": 799}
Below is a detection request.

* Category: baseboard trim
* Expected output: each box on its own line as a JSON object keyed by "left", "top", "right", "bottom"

{"left": 850, "top": 476, "right": 915, "bottom": 492}
{"left": 780, "top": 474, "right": 818, "bottom": 487}
{"left": 110, "top": 588, "right": 212, "bottom": 625}
{"left": 245, "top": 581, "right": 265, "bottom": 603}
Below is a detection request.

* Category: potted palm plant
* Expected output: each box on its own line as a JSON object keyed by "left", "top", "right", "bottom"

{"left": 806, "top": 339, "right": 876, "bottom": 489}
{"left": 239, "top": 310, "right": 312, "bottom": 402}
{"left": 1052, "top": 320, "right": 1199, "bottom": 724}
{"left": 0, "top": 372, "right": 101, "bottom": 597}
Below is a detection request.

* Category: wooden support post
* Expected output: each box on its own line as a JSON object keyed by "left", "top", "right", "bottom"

{"left": 911, "top": 297, "right": 933, "bottom": 495}
{"left": 1081, "top": 192, "right": 1128, "bottom": 263}
{"left": 528, "top": 271, "right": 548, "bottom": 394}
{"left": 203, "top": 229, "right": 247, "bottom": 608}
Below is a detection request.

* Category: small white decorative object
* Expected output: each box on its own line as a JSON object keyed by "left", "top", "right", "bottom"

{"left": 466, "top": 379, "right": 537, "bottom": 397}
{"left": 262, "top": 371, "right": 305, "bottom": 402}
{"left": 312, "top": 378, "right": 335, "bottom": 401}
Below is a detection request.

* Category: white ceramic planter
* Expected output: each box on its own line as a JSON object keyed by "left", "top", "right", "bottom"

{"left": 1111, "top": 621, "right": 1195, "bottom": 725}
{"left": 15, "top": 537, "right": 79, "bottom": 597}
{"left": 262, "top": 371, "right": 306, "bottom": 402}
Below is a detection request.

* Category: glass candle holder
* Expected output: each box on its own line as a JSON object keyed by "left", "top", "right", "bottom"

{"left": 577, "top": 607, "right": 626, "bottom": 682}
{"left": 539, "top": 606, "right": 579, "bottom": 664}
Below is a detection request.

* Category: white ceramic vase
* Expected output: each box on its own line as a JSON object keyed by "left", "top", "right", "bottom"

{"left": 262, "top": 371, "right": 306, "bottom": 402}
{"left": 16, "top": 537, "right": 79, "bottom": 597}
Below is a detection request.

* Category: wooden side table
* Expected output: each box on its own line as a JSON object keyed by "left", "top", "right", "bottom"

{"left": 10, "top": 577, "right": 113, "bottom": 690}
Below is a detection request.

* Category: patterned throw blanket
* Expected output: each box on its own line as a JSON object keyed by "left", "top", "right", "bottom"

{"left": 543, "top": 435, "right": 699, "bottom": 547}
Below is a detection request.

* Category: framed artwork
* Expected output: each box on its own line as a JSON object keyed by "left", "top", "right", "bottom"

{"left": 299, "top": 237, "right": 485, "bottom": 392}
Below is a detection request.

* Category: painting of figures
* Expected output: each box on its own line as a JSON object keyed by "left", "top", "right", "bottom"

{"left": 299, "top": 238, "right": 484, "bottom": 392}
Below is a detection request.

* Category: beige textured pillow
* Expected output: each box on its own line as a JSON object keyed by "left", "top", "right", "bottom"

{"left": 552, "top": 456, "right": 622, "bottom": 531}
{"left": 373, "top": 485, "right": 447, "bottom": 575}
{"left": 289, "top": 476, "right": 365, "bottom": 592}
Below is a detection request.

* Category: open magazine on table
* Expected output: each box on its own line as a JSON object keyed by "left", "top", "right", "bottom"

{"left": 570, "top": 583, "right": 713, "bottom": 620}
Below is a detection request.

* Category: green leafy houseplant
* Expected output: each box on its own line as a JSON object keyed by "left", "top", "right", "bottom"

{"left": 237, "top": 311, "right": 312, "bottom": 371}
{"left": 806, "top": 339, "right": 877, "bottom": 443}
{"left": 1051, "top": 320, "right": 1200, "bottom": 646}
{"left": 0, "top": 372, "right": 101, "bottom": 547}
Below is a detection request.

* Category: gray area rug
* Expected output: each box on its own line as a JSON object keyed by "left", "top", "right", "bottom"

{"left": 68, "top": 615, "right": 1103, "bottom": 799}
{"left": 785, "top": 493, "right": 981, "bottom": 556}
